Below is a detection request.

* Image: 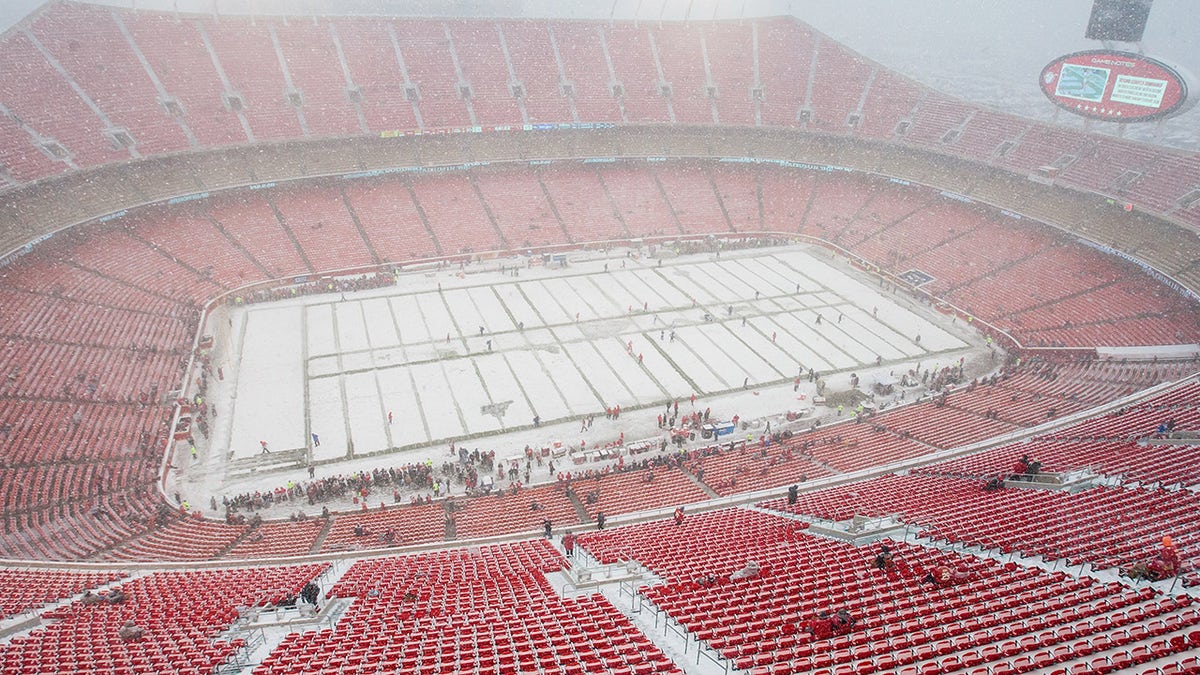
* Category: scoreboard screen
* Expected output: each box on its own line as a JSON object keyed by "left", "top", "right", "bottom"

{"left": 1040, "top": 50, "right": 1189, "bottom": 122}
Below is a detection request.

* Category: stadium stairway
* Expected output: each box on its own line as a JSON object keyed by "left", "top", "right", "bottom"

{"left": 578, "top": 506, "right": 1200, "bottom": 675}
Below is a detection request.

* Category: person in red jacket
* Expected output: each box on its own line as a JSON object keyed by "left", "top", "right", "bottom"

{"left": 923, "top": 564, "right": 972, "bottom": 588}
{"left": 1159, "top": 535, "right": 1180, "bottom": 576}
{"left": 1010, "top": 454, "right": 1030, "bottom": 480}
{"left": 804, "top": 611, "right": 835, "bottom": 639}
{"left": 673, "top": 506, "right": 685, "bottom": 526}
{"left": 832, "top": 609, "right": 857, "bottom": 634}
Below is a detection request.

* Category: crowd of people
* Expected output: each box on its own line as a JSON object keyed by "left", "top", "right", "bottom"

{"left": 222, "top": 461, "right": 438, "bottom": 515}
{"left": 228, "top": 272, "right": 396, "bottom": 307}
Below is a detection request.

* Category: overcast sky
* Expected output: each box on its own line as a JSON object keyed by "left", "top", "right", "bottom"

{"left": 0, "top": 0, "right": 42, "bottom": 30}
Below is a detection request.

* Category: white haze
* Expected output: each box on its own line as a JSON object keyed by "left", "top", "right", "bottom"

{"left": 1, "top": 0, "right": 1197, "bottom": 149}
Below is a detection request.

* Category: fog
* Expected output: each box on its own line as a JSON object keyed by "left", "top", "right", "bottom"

{"left": 1, "top": 0, "right": 1198, "bottom": 148}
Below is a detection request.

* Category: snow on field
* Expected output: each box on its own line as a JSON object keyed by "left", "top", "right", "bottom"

{"left": 194, "top": 244, "right": 978, "bottom": 503}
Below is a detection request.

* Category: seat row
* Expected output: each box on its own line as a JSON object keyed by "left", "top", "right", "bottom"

{"left": 3, "top": 3, "right": 1200, "bottom": 235}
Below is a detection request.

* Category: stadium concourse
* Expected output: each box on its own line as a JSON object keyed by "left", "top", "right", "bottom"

{"left": 0, "top": 2, "right": 1200, "bottom": 675}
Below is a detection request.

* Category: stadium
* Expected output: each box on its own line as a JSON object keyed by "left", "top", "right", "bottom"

{"left": 0, "top": 0, "right": 1198, "bottom": 673}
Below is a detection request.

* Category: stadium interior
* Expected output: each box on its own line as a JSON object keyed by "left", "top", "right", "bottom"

{"left": 0, "top": 1, "right": 1198, "bottom": 674}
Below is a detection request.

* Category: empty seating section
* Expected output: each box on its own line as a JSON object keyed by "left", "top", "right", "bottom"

{"left": 1010, "top": 275, "right": 1200, "bottom": 346}
{"left": 692, "top": 444, "right": 836, "bottom": 496}
{"left": 606, "top": 25, "right": 669, "bottom": 124}
{"left": 806, "top": 42, "right": 872, "bottom": 133}
{"left": 839, "top": 186, "right": 938, "bottom": 250}
{"left": 3, "top": 250, "right": 189, "bottom": 315}
{"left": 1136, "top": 154, "right": 1200, "bottom": 216}
{"left": 909, "top": 218, "right": 1049, "bottom": 296}
{"left": 904, "top": 93, "right": 974, "bottom": 147}
{"left": 690, "top": 358, "right": 1186, "bottom": 487}
{"left": 0, "top": 491, "right": 158, "bottom": 561}
{"left": 31, "top": 3, "right": 191, "bottom": 156}
{"left": 124, "top": 12, "right": 246, "bottom": 148}
{"left": 938, "top": 369, "right": 1104, "bottom": 428}
{"left": 132, "top": 205, "right": 270, "bottom": 290}
{"left": 538, "top": 167, "right": 629, "bottom": 242}
{"left": 0, "top": 31, "right": 129, "bottom": 168}
{"left": 653, "top": 165, "right": 729, "bottom": 233}
{"left": 207, "top": 194, "right": 314, "bottom": 277}
{"left": 955, "top": 110, "right": 1028, "bottom": 161}
{"left": 709, "top": 166, "right": 761, "bottom": 232}
{"left": 499, "top": 21, "right": 574, "bottom": 125}
{"left": 577, "top": 466, "right": 710, "bottom": 519}
{"left": 335, "top": 19, "right": 420, "bottom": 133}
{"left": 339, "top": 181, "right": 440, "bottom": 262}
{"left": 102, "top": 515, "right": 248, "bottom": 562}
{"left": 318, "top": 501, "right": 445, "bottom": 553}
{"left": 759, "top": 167, "right": 816, "bottom": 231}
{"left": 1026, "top": 311, "right": 1200, "bottom": 349}
{"left": 0, "top": 568, "right": 124, "bottom": 619}
{"left": 270, "top": 185, "right": 375, "bottom": 273}
{"left": 0, "top": 398, "right": 159, "bottom": 464}
{"left": 407, "top": 174, "right": 501, "bottom": 253}
{"left": 756, "top": 20, "right": 813, "bottom": 128}
{"left": 0, "top": 564, "right": 326, "bottom": 675}
{"left": 448, "top": 22, "right": 523, "bottom": 128}
{"left": 451, "top": 483, "right": 579, "bottom": 540}
{"left": 226, "top": 519, "right": 325, "bottom": 559}
{"left": 578, "top": 508, "right": 1200, "bottom": 674}
{"left": 702, "top": 23, "right": 755, "bottom": 126}
{"left": 202, "top": 20, "right": 304, "bottom": 141}
{"left": 65, "top": 228, "right": 219, "bottom": 304}
{"left": 0, "top": 454, "right": 151, "bottom": 522}
{"left": 928, "top": 379, "right": 1200, "bottom": 484}
{"left": 999, "top": 124, "right": 1090, "bottom": 175}
{"left": 272, "top": 22, "right": 362, "bottom": 138}
{"left": 391, "top": 21, "right": 471, "bottom": 130}
{"left": 0, "top": 113, "right": 63, "bottom": 183}
{"left": 551, "top": 23, "right": 621, "bottom": 124}
{"left": 800, "top": 174, "right": 876, "bottom": 243}
{"left": 934, "top": 435, "right": 1200, "bottom": 488}
{"left": 595, "top": 164, "right": 681, "bottom": 237}
{"left": 764, "top": 473, "right": 1200, "bottom": 575}
{"left": 0, "top": 285, "right": 189, "bottom": 353}
{"left": 0, "top": 5, "right": 1196, "bottom": 235}
{"left": 857, "top": 70, "right": 922, "bottom": 140}
{"left": 652, "top": 24, "right": 712, "bottom": 126}
{"left": 579, "top": 508, "right": 793, "bottom": 575}
{"left": 775, "top": 418, "right": 934, "bottom": 473}
{"left": 1060, "top": 138, "right": 1160, "bottom": 196}
{"left": 853, "top": 201, "right": 984, "bottom": 271}
{"left": 470, "top": 170, "right": 562, "bottom": 248}
{"left": 257, "top": 541, "right": 682, "bottom": 675}
{"left": 0, "top": 337, "right": 179, "bottom": 402}
{"left": 875, "top": 402, "right": 1020, "bottom": 449}
{"left": 960, "top": 243, "right": 1114, "bottom": 317}
{"left": 947, "top": 245, "right": 1149, "bottom": 340}
{"left": 988, "top": 359, "right": 1183, "bottom": 408}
